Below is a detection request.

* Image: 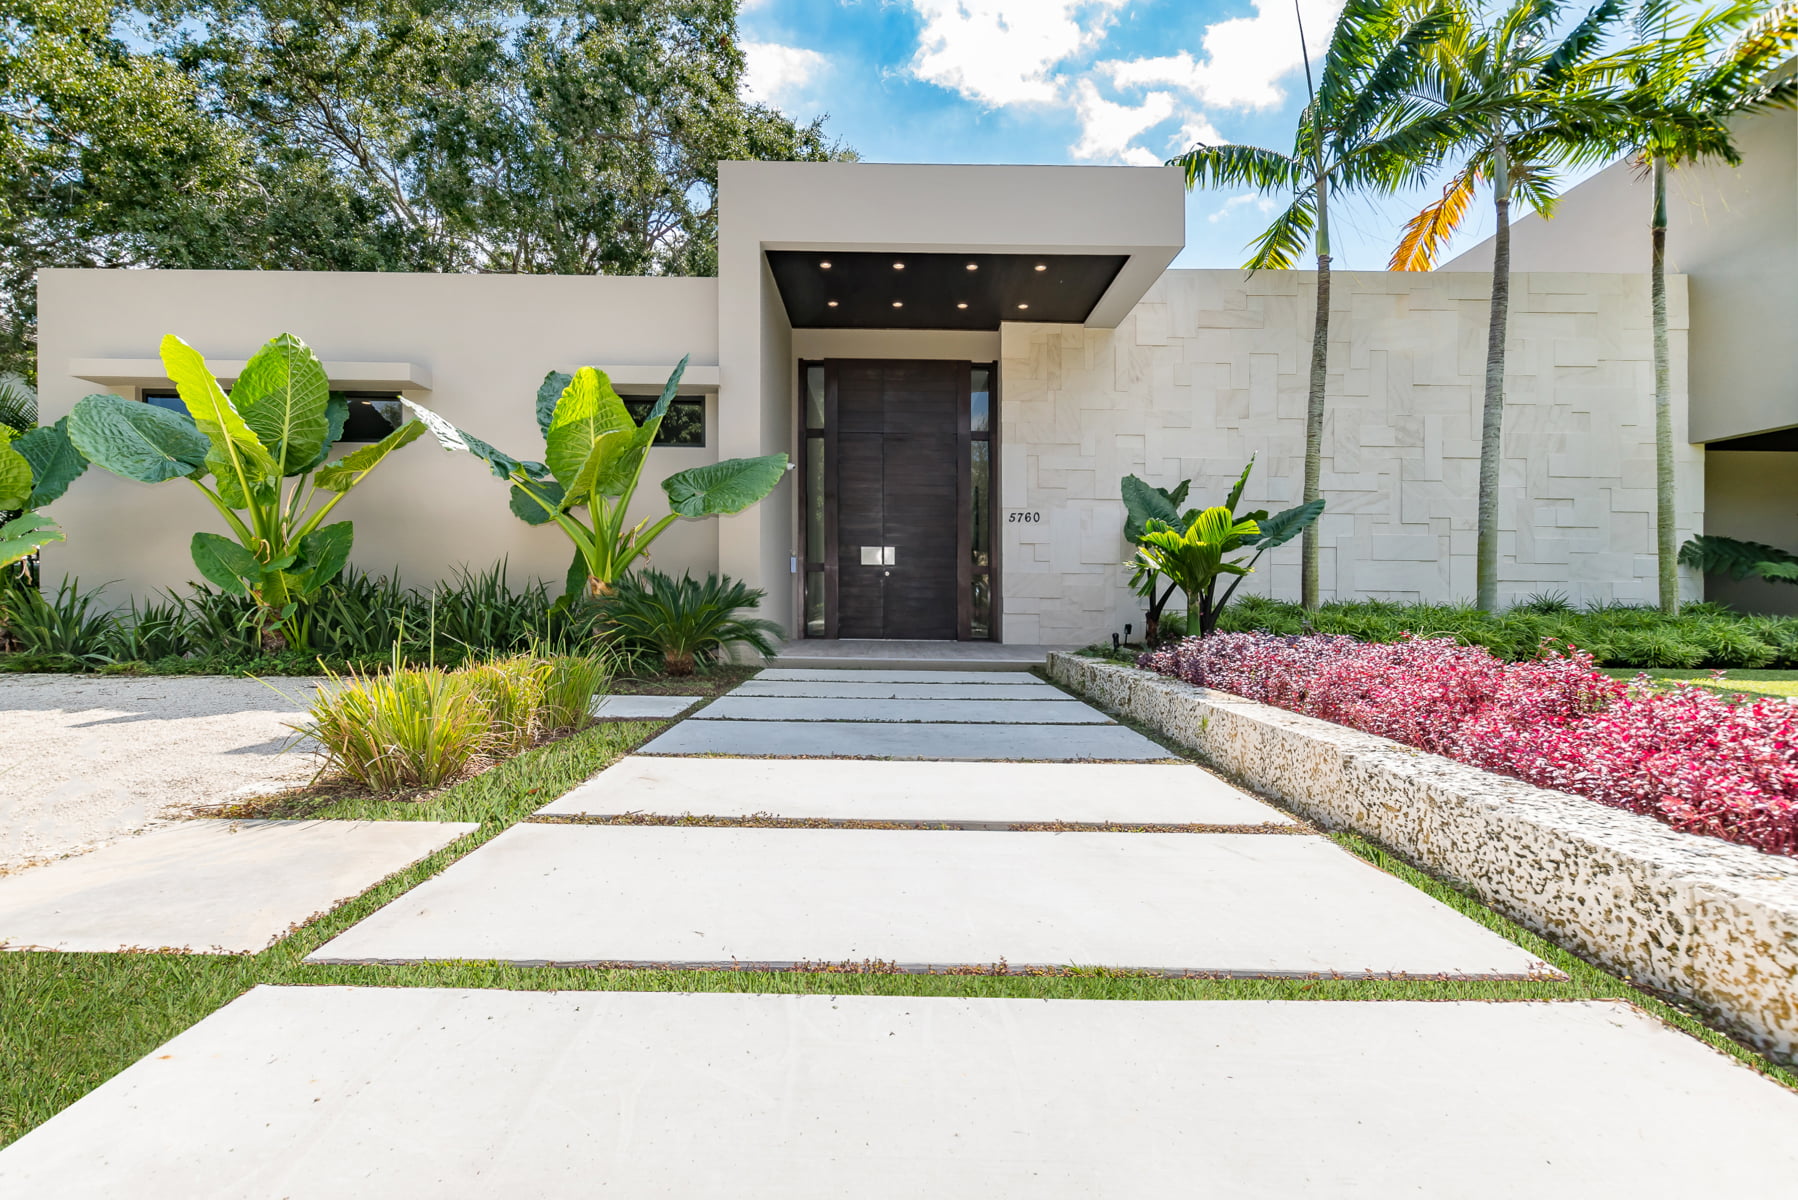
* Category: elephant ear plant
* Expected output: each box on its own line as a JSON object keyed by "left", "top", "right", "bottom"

{"left": 0, "top": 419, "right": 87, "bottom": 572}
{"left": 1129, "top": 457, "right": 1324, "bottom": 638}
{"left": 408, "top": 357, "right": 788, "bottom": 600}
{"left": 68, "top": 333, "right": 425, "bottom": 649}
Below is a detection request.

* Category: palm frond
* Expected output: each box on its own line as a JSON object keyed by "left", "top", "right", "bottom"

{"left": 1169, "top": 142, "right": 1304, "bottom": 191}
{"left": 1243, "top": 195, "right": 1317, "bottom": 271}
{"left": 1539, "top": 0, "right": 1628, "bottom": 85}
{"left": 1390, "top": 167, "right": 1477, "bottom": 271}
{"left": 0, "top": 374, "right": 36, "bottom": 436}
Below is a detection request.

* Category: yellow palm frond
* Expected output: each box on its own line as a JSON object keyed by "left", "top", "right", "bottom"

{"left": 1390, "top": 168, "right": 1477, "bottom": 271}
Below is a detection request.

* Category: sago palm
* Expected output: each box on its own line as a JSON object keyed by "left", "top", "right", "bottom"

{"left": 1171, "top": 0, "right": 1458, "bottom": 611}
{"left": 1616, "top": 0, "right": 1797, "bottom": 613}
{"left": 1390, "top": 0, "right": 1634, "bottom": 611}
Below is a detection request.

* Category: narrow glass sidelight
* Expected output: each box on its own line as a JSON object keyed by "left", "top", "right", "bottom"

{"left": 806, "top": 436, "right": 825, "bottom": 563}
{"left": 969, "top": 442, "right": 991, "bottom": 569}
{"left": 805, "top": 364, "right": 826, "bottom": 429}
{"left": 970, "top": 366, "right": 991, "bottom": 433}
{"left": 805, "top": 570, "right": 825, "bottom": 637}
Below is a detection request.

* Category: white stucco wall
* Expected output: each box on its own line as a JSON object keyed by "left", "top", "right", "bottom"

{"left": 1000, "top": 268, "right": 1702, "bottom": 643}
{"left": 36, "top": 269, "right": 721, "bottom": 603}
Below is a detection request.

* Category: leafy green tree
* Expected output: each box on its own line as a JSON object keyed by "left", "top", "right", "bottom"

{"left": 1172, "top": 0, "right": 1457, "bottom": 611}
{"left": 1389, "top": 0, "right": 1634, "bottom": 612}
{"left": 153, "top": 0, "right": 852, "bottom": 275}
{"left": 411, "top": 360, "right": 788, "bottom": 601}
{"left": 1618, "top": 0, "right": 1798, "bottom": 613}
{"left": 68, "top": 333, "right": 423, "bottom": 648}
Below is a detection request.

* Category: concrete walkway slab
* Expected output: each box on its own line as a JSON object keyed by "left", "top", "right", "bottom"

{"left": 694, "top": 696, "right": 1113, "bottom": 724}
{"left": 10, "top": 988, "right": 1794, "bottom": 1197}
{"left": 757, "top": 669, "right": 1048, "bottom": 685}
{"left": 309, "top": 825, "right": 1543, "bottom": 976}
{"left": 589, "top": 694, "right": 698, "bottom": 720}
{"left": 637, "top": 720, "right": 1174, "bottom": 761}
{"left": 734, "top": 679, "right": 1068, "bottom": 699}
{"left": 539, "top": 758, "right": 1298, "bottom": 826}
{"left": 0, "top": 820, "right": 476, "bottom": 954}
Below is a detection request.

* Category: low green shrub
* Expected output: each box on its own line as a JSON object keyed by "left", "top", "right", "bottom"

{"left": 540, "top": 651, "right": 612, "bottom": 731}
{"left": 597, "top": 570, "right": 781, "bottom": 675}
{"left": 1210, "top": 597, "right": 1798, "bottom": 668}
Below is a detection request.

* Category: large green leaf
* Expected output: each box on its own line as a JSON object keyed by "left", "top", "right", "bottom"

{"left": 0, "top": 431, "right": 28, "bottom": 509}
{"left": 402, "top": 399, "right": 524, "bottom": 480}
{"left": 231, "top": 333, "right": 332, "bottom": 475}
{"left": 1121, "top": 474, "right": 1181, "bottom": 544}
{"left": 16, "top": 419, "right": 88, "bottom": 507}
{"left": 294, "top": 521, "right": 354, "bottom": 592}
{"left": 190, "top": 531, "right": 262, "bottom": 596}
{"left": 0, "top": 512, "right": 63, "bottom": 570}
{"left": 291, "top": 394, "right": 352, "bottom": 474}
{"left": 545, "top": 368, "right": 634, "bottom": 491}
{"left": 510, "top": 477, "right": 565, "bottom": 525}
{"left": 1242, "top": 498, "right": 1325, "bottom": 549}
{"left": 565, "top": 428, "right": 634, "bottom": 507}
{"left": 536, "top": 370, "right": 571, "bottom": 440}
{"left": 160, "top": 335, "right": 278, "bottom": 488}
{"left": 314, "top": 419, "right": 425, "bottom": 493}
{"left": 68, "top": 393, "right": 210, "bottom": 483}
{"left": 663, "top": 454, "right": 788, "bottom": 517}
{"left": 1223, "top": 456, "right": 1256, "bottom": 513}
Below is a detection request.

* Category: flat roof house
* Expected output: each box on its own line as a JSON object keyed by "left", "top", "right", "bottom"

{"left": 35, "top": 123, "right": 1797, "bottom": 643}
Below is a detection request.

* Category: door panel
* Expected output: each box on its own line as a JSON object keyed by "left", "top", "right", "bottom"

{"left": 830, "top": 361, "right": 961, "bottom": 639}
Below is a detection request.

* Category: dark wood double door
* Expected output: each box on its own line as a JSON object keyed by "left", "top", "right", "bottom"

{"left": 806, "top": 360, "right": 985, "bottom": 640}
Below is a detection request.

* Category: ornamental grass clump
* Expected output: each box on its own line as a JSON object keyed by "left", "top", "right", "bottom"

{"left": 296, "top": 649, "right": 611, "bottom": 792}
{"left": 1139, "top": 633, "right": 1798, "bottom": 856}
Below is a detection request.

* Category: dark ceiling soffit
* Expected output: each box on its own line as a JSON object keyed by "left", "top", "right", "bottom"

{"left": 766, "top": 251, "right": 1127, "bottom": 330}
{"left": 1704, "top": 426, "right": 1798, "bottom": 452}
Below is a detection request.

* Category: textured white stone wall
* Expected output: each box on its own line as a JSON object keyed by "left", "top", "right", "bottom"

{"left": 1000, "top": 269, "right": 1703, "bottom": 644}
{"left": 1049, "top": 653, "right": 1798, "bottom": 1064}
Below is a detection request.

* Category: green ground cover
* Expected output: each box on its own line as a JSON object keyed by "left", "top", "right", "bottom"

{"left": 5, "top": 710, "right": 1795, "bottom": 1150}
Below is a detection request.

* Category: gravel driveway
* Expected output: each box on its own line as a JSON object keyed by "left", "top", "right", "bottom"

{"left": 0, "top": 675, "right": 325, "bottom": 873}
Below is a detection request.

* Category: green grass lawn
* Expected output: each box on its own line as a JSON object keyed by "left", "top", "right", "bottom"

{"left": 3, "top": 712, "right": 1795, "bottom": 1150}
{"left": 1601, "top": 667, "right": 1798, "bottom": 700}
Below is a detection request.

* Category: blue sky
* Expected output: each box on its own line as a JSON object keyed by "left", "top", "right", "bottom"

{"left": 737, "top": 0, "right": 1571, "bottom": 270}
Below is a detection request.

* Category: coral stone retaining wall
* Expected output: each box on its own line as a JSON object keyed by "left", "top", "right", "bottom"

{"left": 1047, "top": 653, "right": 1798, "bottom": 1062}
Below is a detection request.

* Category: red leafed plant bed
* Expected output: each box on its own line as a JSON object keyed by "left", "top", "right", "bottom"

{"left": 1138, "top": 633, "right": 1798, "bottom": 856}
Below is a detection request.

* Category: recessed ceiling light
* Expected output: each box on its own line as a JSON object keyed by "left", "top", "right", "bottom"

{"left": 819, "top": 260, "right": 831, "bottom": 269}
{"left": 827, "top": 300, "right": 838, "bottom": 307}
{"left": 892, "top": 300, "right": 904, "bottom": 308}
{"left": 965, "top": 263, "right": 978, "bottom": 271}
{"left": 893, "top": 261, "right": 905, "bottom": 270}
{"left": 1034, "top": 263, "right": 1047, "bottom": 272}
{"left": 1017, "top": 303, "right": 1029, "bottom": 310}
{"left": 956, "top": 302, "right": 968, "bottom": 309}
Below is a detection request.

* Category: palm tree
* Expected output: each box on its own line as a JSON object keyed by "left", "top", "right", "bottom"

{"left": 1618, "top": 0, "right": 1797, "bottom": 613}
{"left": 1172, "top": 0, "right": 1458, "bottom": 611}
{"left": 1390, "top": 0, "right": 1634, "bottom": 612}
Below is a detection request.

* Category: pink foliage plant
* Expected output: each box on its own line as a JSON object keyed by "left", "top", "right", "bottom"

{"left": 1138, "top": 633, "right": 1798, "bottom": 856}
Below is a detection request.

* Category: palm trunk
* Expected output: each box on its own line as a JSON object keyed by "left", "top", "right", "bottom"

{"left": 1476, "top": 145, "right": 1511, "bottom": 613}
{"left": 1302, "top": 172, "right": 1330, "bottom": 612}
{"left": 1651, "top": 154, "right": 1677, "bottom": 614}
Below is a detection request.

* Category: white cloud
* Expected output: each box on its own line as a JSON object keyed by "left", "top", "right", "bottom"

{"left": 1208, "top": 191, "right": 1279, "bottom": 223}
{"left": 906, "top": 0, "right": 1128, "bottom": 107}
{"left": 742, "top": 41, "right": 827, "bottom": 108}
{"left": 1070, "top": 79, "right": 1174, "bottom": 161}
{"left": 1100, "top": 0, "right": 1342, "bottom": 110}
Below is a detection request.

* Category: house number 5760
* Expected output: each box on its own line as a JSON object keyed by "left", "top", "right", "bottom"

{"left": 1007, "top": 511, "right": 1043, "bottom": 524}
